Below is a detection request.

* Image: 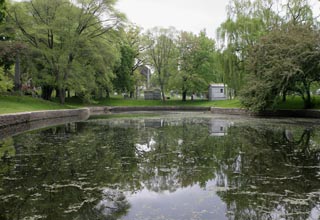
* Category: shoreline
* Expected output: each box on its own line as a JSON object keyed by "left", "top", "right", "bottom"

{"left": 1, "top": 106, "right": 320, "bottom": 129}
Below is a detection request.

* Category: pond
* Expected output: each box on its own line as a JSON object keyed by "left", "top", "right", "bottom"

{"left": 1, "top": 113, "right": 320, "bottom": 220}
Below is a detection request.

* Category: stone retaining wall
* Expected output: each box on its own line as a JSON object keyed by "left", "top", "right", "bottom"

{"left": 0, "top": 108, "right": 90, "bottom": 128}
{"left": 108, "top": 106, "right": 210, "bottom": 112}
{"left": 210, "top": 107, "right": 249, "bottom": 115}
{"left": 88, "top": 106, "right": 111, "bottom": 115}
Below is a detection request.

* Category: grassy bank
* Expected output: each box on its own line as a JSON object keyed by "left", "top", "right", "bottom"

{"left": 0, "top": 95, "right": 74, "bottom": 114}
{"left": 2, "top": 94, "right": 320, "bottom": 115}
{"left": 95, "top": 97, "right": 242, "bottom": 108}
{"left": 274, "top": 96, "right": 320, "bottom": 110}
{"left": 0, "top": 95, "right": 241, "bottom": 115}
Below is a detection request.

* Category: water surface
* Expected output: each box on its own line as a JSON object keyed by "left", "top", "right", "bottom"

{"left": 1, "top": 113, "right": 320, "bottom": 220}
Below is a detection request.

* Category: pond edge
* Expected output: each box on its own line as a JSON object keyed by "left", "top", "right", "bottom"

{"left": 1, "top": 106, "right": 320, "bottom": 129}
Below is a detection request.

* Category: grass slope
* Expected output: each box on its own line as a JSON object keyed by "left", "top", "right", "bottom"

{"left": 274, "top": 96, "right": 320, "bottom": 110}
{"left": 96, "top": 97, "right": 242, "bottom": 108}
{"left": 2, "top": 94, "right": 320, "bottom": 115}
{"left": 0, "top": 95, "right": 73, "bottom": 114}
{"left": 0, "top": 95, "right": 242, "bottom": 115}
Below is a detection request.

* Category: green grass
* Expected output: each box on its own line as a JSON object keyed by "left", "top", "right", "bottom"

{"left": 0, "top": 95, "right": 74, "bottom": 114}
{"left": 9, "top": 94, "right": 320, "bottom": 115}
{"left": 95, "top": 97, "right": 242, "bottom": 108}
{"left": 0, "top": 95, "right": 242, "bottom": 115}
{"left": 274, "top": 96, "right": 320, "bottom": 110}
{"left": 3, "top": 94, "right": 320, "bottom": 116}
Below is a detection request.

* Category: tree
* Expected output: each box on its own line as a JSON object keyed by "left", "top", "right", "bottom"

{"left": 7, "top": 0, "right": 123, "bottom": 103}
{"left": 0, "top": 0, "right": 5, "bottom": 24}
{"left": 173, "top": 30, "right": 217, "bottom": 101}
{"left": 0, "top": 0, "right": 14, "bottom": 93}
{"left": 241, "top": 25, "right": 320, "bottom": 111}
{"left": 113, "top": 43, "right": 135, "bottom": 94}
{"left": 217, "top": 0, "right": 281, "bottom": 95}
{"left": 0, "top": 65, "right": 12, "bottom": 92}
{"left": 0, "top": 41, "right": 26, "bottom": 91}
{"left": 126, "top": 25, "right": 150, "bottom": 98}
{"left": 146, "top": 27, "right": 178, "bottom": 101}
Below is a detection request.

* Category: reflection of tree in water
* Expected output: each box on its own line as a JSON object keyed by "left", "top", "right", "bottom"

{"left": 138, "top": 118, "right": 219, "bottom": 192}
{"left": 0, "top": 123, "right": 135, "bottom": 220}
{"left": 217, "top": 124, "right": 320, "bottom": 220}
{"left": 1, "top": 118, "right": 320, "bottom": 220}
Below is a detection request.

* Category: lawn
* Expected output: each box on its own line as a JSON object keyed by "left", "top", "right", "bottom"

{"left": 0, "top": 95, "right": 74, "bottom": 114}
{"left": 0, "top": 95, "right": 242, "bottom": 114}
{"left": 2, "top": 94, "right": 320, "bottom": 115}
{"left": 95, "top": 96, "right": 242, "bottom": 108}
{"left": 274, "top": 96, "right": 320, "bottom": 110}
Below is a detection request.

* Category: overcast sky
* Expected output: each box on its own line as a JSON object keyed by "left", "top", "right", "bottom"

{"left": 115, "top": 0, "right": 228, "bottom": 39}
{"left": 115, "top": 0, "right": 320, "bottom": 39}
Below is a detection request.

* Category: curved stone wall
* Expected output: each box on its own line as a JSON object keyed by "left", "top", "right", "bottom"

{"left": 0, "top": 108, "right": 90, "bottom": 128}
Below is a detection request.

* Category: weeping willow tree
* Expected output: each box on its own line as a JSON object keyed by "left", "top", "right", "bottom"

{"left": 216, "top": 0, "right": 281, "bottom": 96}
{"left": 216, "top": 0, "right": 316, "bottom": 98}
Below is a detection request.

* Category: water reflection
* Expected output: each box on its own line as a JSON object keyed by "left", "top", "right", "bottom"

{"left": 0, "top": 115, "right": 320, "bottom": 219}
{"left": 210, "top": 119, "right": 234, "bottom": 136}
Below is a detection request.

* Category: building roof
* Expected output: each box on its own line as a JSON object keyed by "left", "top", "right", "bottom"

{"left": 209, "top": 83, "right": 226, "bottom": 87}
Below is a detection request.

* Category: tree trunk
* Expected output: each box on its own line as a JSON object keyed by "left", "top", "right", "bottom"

{"left": 55, "top": 88, "right": 60, "bottom": 98}
{"left": 59, "top": 88, "right": 66, "bottom": 104}
{"left": 304, "top": 90, "right": 312, "bottom": 109}
{"left": 41, "top": 85, "right": 53, "bottom": 100}
{"left": 160, "top": 85, "right": 166, "bottom": 101}
{"left": 14, "top": 55, "right": 21, "bottom": 91}
{"left": 182, "top": 91, "right": 187, "bottom": 101}
{"left": 135, "top": 86, "right": 139, "bottom": 100}
{"left": 282, "top": 91, "right": 287, "bottom": 102}
{"left": 106, "top": 89, "right": 110, "bottom": 98}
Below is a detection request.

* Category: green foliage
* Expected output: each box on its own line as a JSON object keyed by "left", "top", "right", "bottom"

{"left": 0, "top": 66, "right": 12, "bottom": 93}
{"left": 113, "top": 44, "right": 135, "bottom": 93}
{"left": 146, "top": 27, "right": 178, "bottom": 101}
{"left": 217, "top": 0, "right": 281, "bottom": 93}
{"left": 172, "top": 31, "right": 217, "bottom": 101}
{"left": 217, "top": 0, "right": 315, "bottom": 96}
{"left": 0, "top": 0, "right": 5, "bottom": 24}
{"left": 241, "top": 25, "right": 320, "bottom": 111}
{"left": 7, "top": 0, "right": 123, "bottom": 103}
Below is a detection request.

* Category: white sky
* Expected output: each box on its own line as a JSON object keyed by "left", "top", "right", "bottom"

{"left": 115, "top": 0, "right": 320, "bottom": 39}
{"left": 115, "top": 0, "right": 228, "bottom": 39}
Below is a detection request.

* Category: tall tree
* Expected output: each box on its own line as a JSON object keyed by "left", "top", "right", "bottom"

{"left": 113, "top": 43, "right": 135, "bottom": 94}
{"left": 125, "top": 25, "right": 150, "bottom": 98}
{"left": 217, "top": 0, "right": 281, "bottom": 95}
{"left": 173, "top": 31, "right": 217, "bottom": 101}
{"left": 113, "top": 25, "right": 149, "bottom": 98}
{"left": 284, "top": 0, "right": 314, "bottom": 25}
{"left": 146, "top": 27, "right": 177, "bottom": 101}
{"left": 0, "top": 0, "right": 5, "bottom": 23}
{"left": 0, "top": 0, "right": 14, "bottom": 93}
{"left": 241, "top": 25, "right": 320, "bottom": 111}
{"left": 7, "top": 0, "right": 123, "bottom": 103}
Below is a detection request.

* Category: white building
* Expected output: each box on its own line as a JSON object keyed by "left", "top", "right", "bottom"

{"left": 208, "top": 83, "right": 228, "bottom": 101}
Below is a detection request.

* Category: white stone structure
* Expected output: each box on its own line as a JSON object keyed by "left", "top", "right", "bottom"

{"left": 208, "top": 83, "right": 227, "bottom": 101}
